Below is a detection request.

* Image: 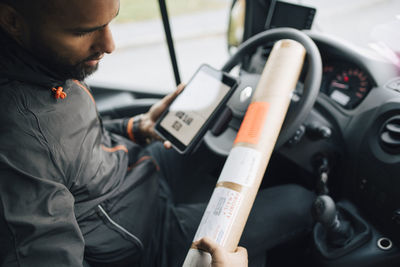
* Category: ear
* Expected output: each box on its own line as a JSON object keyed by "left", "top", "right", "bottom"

{"left": 0, "top": 3, "right": 26, "bottom": 41}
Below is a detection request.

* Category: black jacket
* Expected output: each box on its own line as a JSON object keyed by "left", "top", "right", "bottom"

{"left": 0, "top": 30, "right": 162, "bottom": 266}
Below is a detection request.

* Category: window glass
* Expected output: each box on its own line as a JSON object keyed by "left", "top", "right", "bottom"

{"left": 88, "top": 0, "right": 231, "bottom": 94}
{"left": 292, "top": 0, "right": 400, "bottom": 49}
{"left": 88, "top": 0, "right": 400, "bottom": 94}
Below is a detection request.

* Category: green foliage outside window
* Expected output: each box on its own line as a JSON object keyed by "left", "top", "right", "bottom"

{"left": 117, "top": 0, "right": 229, "bottom": 23}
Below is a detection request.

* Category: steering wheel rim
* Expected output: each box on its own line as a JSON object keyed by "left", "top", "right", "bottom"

{"left": 204, "top": 28, "right": 323, "bottom": 156}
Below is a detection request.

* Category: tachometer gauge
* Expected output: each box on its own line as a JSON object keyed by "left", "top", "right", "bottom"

{"left": 322, "top": 64, "right": 372, "bottom": 109}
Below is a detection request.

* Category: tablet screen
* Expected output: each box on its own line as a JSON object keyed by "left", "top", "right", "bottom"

{"left": 159, "top": 69, "right": 231, "bottom": 146}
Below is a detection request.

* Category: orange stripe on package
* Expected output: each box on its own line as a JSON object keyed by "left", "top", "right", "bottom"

{"left": 183, "top": 39, "right": 306, "bottom": 266}
{"left": 234, "top": 102, "right": 270, "bottom": 145}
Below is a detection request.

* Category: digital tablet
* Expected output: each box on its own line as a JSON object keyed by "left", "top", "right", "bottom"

{"left": 155, "top": 64, "right": 238, "bottom": 154}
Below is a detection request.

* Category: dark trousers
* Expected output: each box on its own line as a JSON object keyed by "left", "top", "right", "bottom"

{"left": 147, "top": 142, "right": 315, "bottom": 267}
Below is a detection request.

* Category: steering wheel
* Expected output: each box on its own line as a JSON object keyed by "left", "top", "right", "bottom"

{"left": 204, "top": 27, "right": 323, "bottom": 156}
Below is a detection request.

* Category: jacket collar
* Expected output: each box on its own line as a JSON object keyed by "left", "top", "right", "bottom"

{"left": 0, "top": 28, "right": 67, "bottom": 89}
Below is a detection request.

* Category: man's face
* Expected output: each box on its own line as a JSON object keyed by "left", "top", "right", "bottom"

{"left": 22, "top": 0, "right": 119, "bottom": 80}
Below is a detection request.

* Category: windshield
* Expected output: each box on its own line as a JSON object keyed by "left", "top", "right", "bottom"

{"left": 87, "top": 0, "right": 400, "bottom": 94}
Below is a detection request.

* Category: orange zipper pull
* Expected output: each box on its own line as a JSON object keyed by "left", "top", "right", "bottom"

{"left": 52, "top": 86, "right": 67, "bottom": 99}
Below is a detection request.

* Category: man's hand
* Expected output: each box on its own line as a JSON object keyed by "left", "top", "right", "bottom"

{"left": 138, "top": 84, "right": 184, "bottom": 148}
{"left": 194, "top": 237, "right": 248, "bottom": 267}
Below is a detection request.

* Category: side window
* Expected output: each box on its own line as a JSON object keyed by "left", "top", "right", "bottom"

{"left": 88, "top": 0, "right": 231, "bottom": 94}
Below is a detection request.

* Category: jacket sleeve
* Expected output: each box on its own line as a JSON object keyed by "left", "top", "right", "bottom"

{"left": 0, "top": 167, "right": 85, "bottom": 267}
{"left": 102, "top": 115, "right": 143, "bottom": 144}
{"left": 80, "top": 80, "right": 139, "bottom": 143}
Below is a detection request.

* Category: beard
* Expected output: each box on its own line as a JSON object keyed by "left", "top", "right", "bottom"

{"left": 28, "top": 38, "right": 101, "bottom": 81}
{"left": 61, "top": 55, "right": 100, "bottom": 81}
{"left": 43, "top": 51, "right": 100, "bottom": 81}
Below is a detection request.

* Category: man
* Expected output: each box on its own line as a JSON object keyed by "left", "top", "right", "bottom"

{"left": 0, "top": 0, "right": 315, "bottom": 266}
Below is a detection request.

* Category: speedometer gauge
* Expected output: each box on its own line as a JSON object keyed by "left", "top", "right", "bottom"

{"left": 322, "top": 63, "right": 373, "bottom": 109}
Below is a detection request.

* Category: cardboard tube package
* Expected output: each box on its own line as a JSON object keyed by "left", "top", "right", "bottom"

{"left": 182, "top": 39, "right": 306, "bottom": 267}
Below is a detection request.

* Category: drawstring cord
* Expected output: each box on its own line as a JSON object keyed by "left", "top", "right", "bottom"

{"left": 52, "top": 86, "right": 67, "bottom": 99}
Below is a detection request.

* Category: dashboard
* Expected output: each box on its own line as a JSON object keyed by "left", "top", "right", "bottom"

{"left": 288, "top": 32, "right": 400, "bottom": 245}
{"left": 232, "top": 31, "right": 400, "bottom": 247}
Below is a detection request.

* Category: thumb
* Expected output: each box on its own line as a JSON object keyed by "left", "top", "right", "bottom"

{"left": 161, "top": 83, "right": 185, "bottom": 107}
{"left": 234, "top": 246, "right": 248, "bottom": 258}
{"left": 195, "top": 237, "right": 219, "bottom": 256}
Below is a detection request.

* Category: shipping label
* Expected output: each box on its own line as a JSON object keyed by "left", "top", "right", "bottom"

{"left": 193, "top": 187, "right": 243, "bottom": 246}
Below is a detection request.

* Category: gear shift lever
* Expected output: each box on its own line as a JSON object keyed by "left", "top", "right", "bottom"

{"left": 312, "top": 195, "right": 354, "bottom": 247}
{"left": 312, "top": 158, "right": 370, "bottom": 258}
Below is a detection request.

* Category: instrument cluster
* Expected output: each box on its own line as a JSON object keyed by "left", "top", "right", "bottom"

{"left": 320, "top": 60, "right": 374, "bottom": 109}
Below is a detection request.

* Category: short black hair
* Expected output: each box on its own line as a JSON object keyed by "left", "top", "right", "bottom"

{"left": 0, "top": 0, "right": 52, "bottom": 20}
{"left": 0, "top": 0, "right": 31, "bottom": 9}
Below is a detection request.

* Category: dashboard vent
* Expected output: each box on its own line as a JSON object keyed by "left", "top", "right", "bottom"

{"left": 380, "top": 116, "right": 400, "bottom": 154}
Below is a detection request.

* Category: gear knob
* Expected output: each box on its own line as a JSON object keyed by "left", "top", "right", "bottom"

{"left": 312, "top": 195, "right": 338, "bottom": 229}
{"left": 312, "top": 195, "right": 355, "bottom": 248}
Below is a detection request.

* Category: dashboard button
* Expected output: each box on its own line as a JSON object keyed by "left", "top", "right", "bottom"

{"left": 288, "top": 124, "right": 306, "bottom": 145}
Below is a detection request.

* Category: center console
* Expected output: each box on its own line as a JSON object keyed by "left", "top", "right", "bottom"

{"left": 311, "top": 197, "right": 400, "bottom": 267}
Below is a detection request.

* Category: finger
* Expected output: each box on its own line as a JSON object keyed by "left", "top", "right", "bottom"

{"left": 163, "top": 141, "right": 172, "bottom": 149}
{"left": 235, "top": 246, "right": 248, "bottom": 257}
{"left": 177, "top": 83, "right": 185, "bottom": 92}
{"left": 196, "top": 237, "right": 219, "bottom": 256}
{"left": 148, "top": 84, "right": 186, "bottom": 121}
{"left": 161, "top": 83, "right": 185, "bottom": 106}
